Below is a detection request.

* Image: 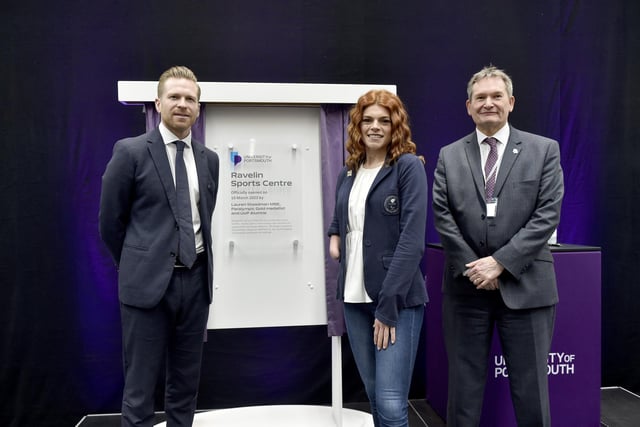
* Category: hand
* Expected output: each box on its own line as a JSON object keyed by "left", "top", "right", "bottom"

{"left": 477, "top": 277, "right": 500, "bottom": 291}
{"left": 329, "top": 235, "right": 341, "bottom": 260}
{"left": 464, "top": 256, "right": 504, "bottom": 290}
{"left": 373, "top": 319, "right": 396, "bottom": 350}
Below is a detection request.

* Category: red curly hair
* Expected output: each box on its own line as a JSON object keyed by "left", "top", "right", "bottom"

{"left": 345, "top": 89, "right": 422, "bottom": 171}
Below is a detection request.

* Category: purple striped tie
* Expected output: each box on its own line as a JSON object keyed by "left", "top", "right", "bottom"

{"left": 484, "top": 137, "right": 498, "bottom": 199}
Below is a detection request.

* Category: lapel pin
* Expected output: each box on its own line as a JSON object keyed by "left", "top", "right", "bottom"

{"left": 347, "top": 170, "right": 353, "bottom": 177}
{"left": 513, "top": 149, "right": 519, "bottom": 154}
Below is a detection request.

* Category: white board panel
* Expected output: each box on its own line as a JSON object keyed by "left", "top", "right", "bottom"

{"left": 118, "top": 81, "right": 396, "bottom": 104}
{"left": 206, "top": 106, "right": 327, "bottom": 329}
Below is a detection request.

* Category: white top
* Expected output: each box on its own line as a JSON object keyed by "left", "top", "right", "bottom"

{"left": 344, "top": 165, "right": 382, "bottom": 303}
{"left": 158, "top": 122, "right": 204, "bottom": 253}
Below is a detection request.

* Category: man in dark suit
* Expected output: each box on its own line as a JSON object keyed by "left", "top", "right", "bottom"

{"left": 432, "top": 66, "right": 564, "bottom": 427}
{"left": 99, "top": 66, "right": 219, "bottom": 427}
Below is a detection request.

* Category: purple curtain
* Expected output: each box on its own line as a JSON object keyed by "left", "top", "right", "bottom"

{"left": 144, "top": 103, "right": 206, "bottom": 142}
{"left": 320, "top": 104, "right": 350, "bottom": 336}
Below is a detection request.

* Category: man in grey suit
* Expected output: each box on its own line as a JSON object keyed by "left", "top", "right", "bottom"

{"left": 99, "top": 66, "right": 219, "bottom": 426}
{"left": 432, "top": 66, "right": 564, "bottom": 427}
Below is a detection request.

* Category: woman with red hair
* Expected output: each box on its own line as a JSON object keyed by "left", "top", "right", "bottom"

{"left": 328, "top": 89, "right": 428, "bottom": 427}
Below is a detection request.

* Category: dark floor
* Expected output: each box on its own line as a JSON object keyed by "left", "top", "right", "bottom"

{"left": 601, "top": 387, "right": 640, "bottom": 427}
{"left": 77, "top": 388, "right": 640, "bottom": 427}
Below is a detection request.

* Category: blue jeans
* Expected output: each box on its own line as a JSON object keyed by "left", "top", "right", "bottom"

{"left": 343, "top": 303, "right": 425, "bottom": 427}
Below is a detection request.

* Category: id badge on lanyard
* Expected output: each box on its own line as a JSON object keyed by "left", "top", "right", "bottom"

{"left": 486, "top": 197, "right": 498, "bottom": 217}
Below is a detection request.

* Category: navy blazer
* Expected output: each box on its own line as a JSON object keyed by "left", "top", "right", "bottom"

{"left": 328, "top": 153, "right": 428, "bottom": 326}
{"left": 99, "top": 128, "right": 219, "bottom": 308}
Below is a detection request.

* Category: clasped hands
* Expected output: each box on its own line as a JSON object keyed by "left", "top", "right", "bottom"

{"left": 463, "top": 256, "right": 504, "bottom": 291}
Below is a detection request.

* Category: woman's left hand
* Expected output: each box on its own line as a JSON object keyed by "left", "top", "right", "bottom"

{"left": 329, "top": 235, "right": 341, "bottom": 260}
{"left": 373, "top": 319, "right": 396, "bottom": 350}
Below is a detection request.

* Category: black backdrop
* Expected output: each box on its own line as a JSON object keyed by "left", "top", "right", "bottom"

{"left": 2, "top": 1, "right": 639, "bottom": 426}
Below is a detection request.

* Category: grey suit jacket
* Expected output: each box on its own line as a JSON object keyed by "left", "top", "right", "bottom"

{"left": 99, "top": 128, "right": 219, "bottom": 308}
{"left": 432, "top": 126, "right": 564, "bottom": 309}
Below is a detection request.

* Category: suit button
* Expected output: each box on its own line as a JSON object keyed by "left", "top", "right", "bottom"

{"left": 364, "top": 240, "right": 372, "bottom": 246}
{"left": 479, "top": 241, "right": 485, "bottom": 247}
{"left": 481, "top": 214, "right": 486, "bottom": 220}
{"left": 170, "top": 252, "right": 176, "bottom": 258}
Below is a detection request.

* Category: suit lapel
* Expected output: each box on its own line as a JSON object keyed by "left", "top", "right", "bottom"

{"left": 342, "top": 169, "right": 356, "bottom": 195}
{"left": 192, "top": 139, "right": 209, "bottom": 222}
{"left": 463, "top": 134, "right": 486, "bottom": 198}
{"left": 369, "top": 162, "right": 393, "bottom": 193}
{"left": 493, "top": 128, "right": 523, "bottom": 197}
{"left": 147, "top": 129, "right": 179, "bottom": 218}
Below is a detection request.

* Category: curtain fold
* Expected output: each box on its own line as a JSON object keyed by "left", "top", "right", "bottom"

{"left": 320, "top": 104, "right": 350, "bottom": 336}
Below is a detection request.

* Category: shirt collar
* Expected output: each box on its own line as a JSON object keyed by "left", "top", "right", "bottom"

{"left": 476, "top": 123, "right": 510, "bottom": 147}
{"left": 159, "top": 122, "right": 192, "bottom": 148}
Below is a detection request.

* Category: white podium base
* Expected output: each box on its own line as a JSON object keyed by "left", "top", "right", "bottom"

{"left": 154, "top": 405, "right": 373, "bottom": 427}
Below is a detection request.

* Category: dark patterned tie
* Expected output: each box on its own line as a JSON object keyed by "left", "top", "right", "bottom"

{"left": 484, "top": 137, "right": 498, "bottom": 199}
{"left": 174, "top": 141, "right": 197, "bottom": 267}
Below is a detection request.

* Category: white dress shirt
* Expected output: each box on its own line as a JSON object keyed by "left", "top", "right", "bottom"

{"left": 476, "top": 123, "right": 510, "bottom": 183}
{"left": 158, "top": 122, "right": 204, "bottom": 253}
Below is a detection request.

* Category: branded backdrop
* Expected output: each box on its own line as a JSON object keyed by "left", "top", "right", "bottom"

{"left": 1, "top": 1, "right": 639, "bottom": 426}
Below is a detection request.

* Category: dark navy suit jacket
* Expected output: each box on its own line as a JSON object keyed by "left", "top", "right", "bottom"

{"left": 328, "top": 153, "right": 428, "bottom": 326}
{"left": 99, "top": 128, "right": 219, "bottom": 308}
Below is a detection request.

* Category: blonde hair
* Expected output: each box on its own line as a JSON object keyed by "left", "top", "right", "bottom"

{"left": 157, "top": 66, "right": 201, "bottom": 100}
